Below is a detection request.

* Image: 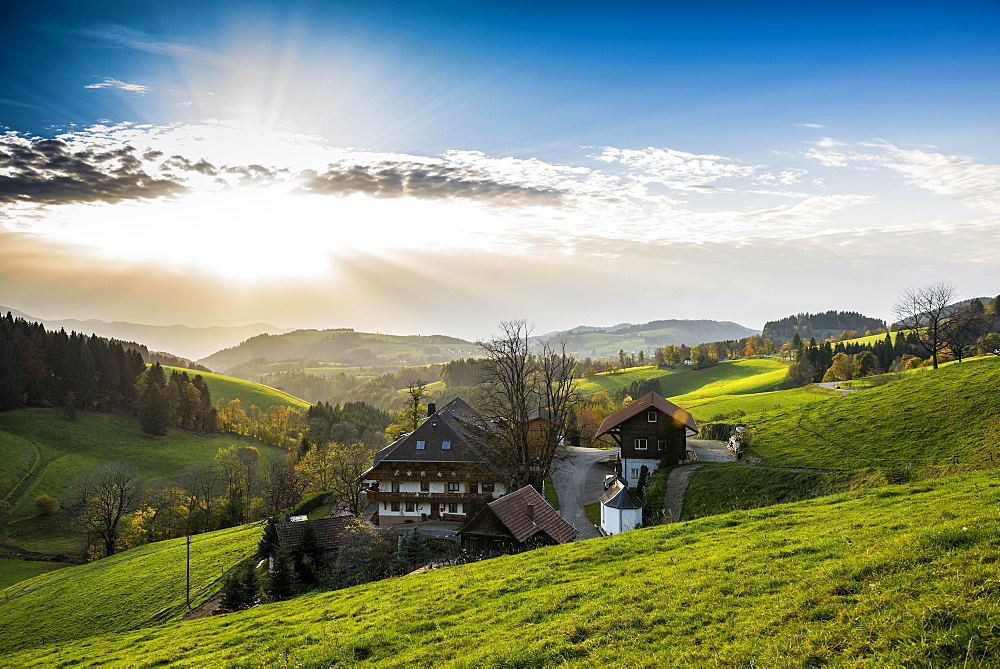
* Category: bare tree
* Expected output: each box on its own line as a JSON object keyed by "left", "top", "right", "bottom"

{"left": 941, "top": 303, "right": 985, "bottom": 362}
{"left": 73, "top": 462, "right": 145, "bottom": 558}
{"left": 179, "top": 463, "right": 219, "bottom": 533}
{"left": 296, "top": 441, "right": 375, "bottom": 515}
{"left": 262, "top": 452, "right": 306, "bottom": 516}
{"left": 893, "top": 282, "right": 956, "bottom": 369}
{"left": 476, "top": 320, "right": 578, "bottom": 489}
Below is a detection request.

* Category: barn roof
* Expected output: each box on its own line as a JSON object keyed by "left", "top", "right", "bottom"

{"left": 598, "top": 480, "right": 643, "bottom": 510}
{"left": 274, "top": 516, "right": 354, "bottom": 552}
{"left": 461, "top": 485, "right": 576, "bottom": 545}
{"left": 594, "top": 392, "right": 698, "bottom": 438}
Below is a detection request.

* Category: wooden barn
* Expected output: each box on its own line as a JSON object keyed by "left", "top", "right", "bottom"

{"left": 458, "top": 485, "right": 576, "bottom": 557}
{"left": 594, "top": 392, "right": 698, "bottom": 487}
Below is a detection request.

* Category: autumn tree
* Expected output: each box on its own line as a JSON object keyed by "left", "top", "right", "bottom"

{"left": 892, "top": 282, "right": 956, "bottom": 369}
{"left": 73, "top": 462, "right": 145, "bottom": 558}
{"left": 295, "top": 441, "right": 375, "bottom": 515}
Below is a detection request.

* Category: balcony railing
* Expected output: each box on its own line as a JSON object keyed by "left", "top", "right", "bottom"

{"left": 366, "top": 491, "right": 495, "bottom": 504}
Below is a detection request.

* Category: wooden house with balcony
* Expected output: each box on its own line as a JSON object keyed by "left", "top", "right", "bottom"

{"left": 361, "top": 398, "right": 508, "bottom": 526}
{"left": 594, "top": 392, "right": 698, "bottom": 487}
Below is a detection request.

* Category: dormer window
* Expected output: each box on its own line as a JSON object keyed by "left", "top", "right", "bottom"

{"left": 416, "top": 440, "right": 425, "bottom": 450}
{"left": 442, "top": 441, "right": 451, "bottom": 450}
{"left": 647, "top": 411, "right": 657, "bottom": 423}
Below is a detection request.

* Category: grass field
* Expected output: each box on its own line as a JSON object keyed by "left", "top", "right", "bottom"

{"left": 681, "top": 464, "right": 831, "bottom": 520}
{"left": 4, "top": 469, "right": 999, "bottom": 665}
{"left": 663, "top": 358, "right": 789, "bottom": 400}
{"left": 682, "top": 385, "right": 839, "bottom": 421}
{"left": 0, "top": 523, "right": 261, "bottom": 656}
{"left": 163, "top": 366, "right": 310, "bottom": 411}
{"left": 0, "top": 409, "right": 284, "bottom": 554}
{"left": 746, "top": 356, "right": 1000, "bottom": 470}
{"left": 0, "top": 559, "right": 70, "bottom": 591}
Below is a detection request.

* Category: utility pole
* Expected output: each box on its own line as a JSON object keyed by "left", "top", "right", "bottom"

{"left": 186, "top": 535, "right": 191, "bottom": 609}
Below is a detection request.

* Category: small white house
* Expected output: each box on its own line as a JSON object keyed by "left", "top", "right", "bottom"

{"left": 599, "top": 479, "right": 643, "bottom": 535}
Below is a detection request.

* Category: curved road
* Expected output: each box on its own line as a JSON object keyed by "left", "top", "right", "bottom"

{"left": 550, "top": 446, "right": 616, "bottom": 540}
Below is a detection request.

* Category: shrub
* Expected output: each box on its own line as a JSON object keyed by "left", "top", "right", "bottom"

{"left": 34, "top": 495, "right": 59, "bottom": 516}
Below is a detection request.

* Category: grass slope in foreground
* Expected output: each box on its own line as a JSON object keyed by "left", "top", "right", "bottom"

{"left": 0, "top": 523, "right": 260, "bottom": 655}
{"left": 747, "top": 356, "right": 1000, "bottom": 469}
{"left": 163, "top": 366, "right": 310, "bottom": 411}
{"left": 6, "top": 469, "right": 1000, "bottom": 666}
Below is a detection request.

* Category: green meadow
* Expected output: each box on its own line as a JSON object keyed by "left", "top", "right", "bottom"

{"left": 0, "top": 523, "right": 261, "bottom": 656}
{"left": 163, "top": 366, "right": 311, "bottom": 411}
{"left": 4, "top": 469, "right": 999, "bottom": 666}
{"left": 0, "top": 409, "right": 284, "bottom": 554}
{"left": 0, "top": 559, "right": 70, "bottom": 591}
{"left": 745, "top": 356, "right": 1000, "bottom": 470}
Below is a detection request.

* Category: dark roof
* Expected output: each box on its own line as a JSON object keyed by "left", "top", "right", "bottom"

{"left": 527, "top": 408, "right": 557, "bottom": 423}
{"left": 462, "top": 485, "right": 576, "bottom": 544}
{"left": 598, "top": 480, "right": 643, "bottom": 509}
{"left": 594, "top": 392, "right": 698, "bottom": 438}
{"left": 371, "top": 398, "right": 486, "bottom": 467}
{"left": 274, "top": 516, "right": 354, "bottom": 552}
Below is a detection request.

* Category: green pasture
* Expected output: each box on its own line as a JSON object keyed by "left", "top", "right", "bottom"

{"left": 0, "top": 409, "right": 284, "bottom": 553}
{"left": 163, "top": 366, "right": 310, "bottom": 411}
{"left": 575, "top": 365, "right": 675, "bottom": 396}
{"left": 5, "top": 470, "right": 1000, "bottom": 666}
{"left": 746, "top": 356, "right": 1000, "bottom": 470}
{"left": 0, "top": 523, "right": 261, "bottom": 656}
{"left": 682, "top": 385, "right": 838, "bottom": 421}
{"left": 664, "top": 358, "right": 788, "bottom": 401}
{"left": 681, "top": 464, "right": 831, "bottom": 520}
{"left": 0, "top": 559, "right": 71, "bottom": 591}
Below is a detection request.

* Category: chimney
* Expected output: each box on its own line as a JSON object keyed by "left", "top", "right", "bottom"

{"left": 426, "top": 403, "right": 436, "bottom": 417}
{"left": 526, "top": 503, "right": 535, "bottom": 522}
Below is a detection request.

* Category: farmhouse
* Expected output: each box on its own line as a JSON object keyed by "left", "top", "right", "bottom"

{"left": 362, "top": 398, "right": 509, "bottom": 526}
{"left": 457, "top": 484, "right": 576, "bottom": 557}
{"left": 594, "top": 391, "right": 698, "bottom": 487}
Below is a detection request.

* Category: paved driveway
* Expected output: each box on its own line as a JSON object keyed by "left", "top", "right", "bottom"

{"left": 550, "top": 446, "right": 617, "bottom": 540}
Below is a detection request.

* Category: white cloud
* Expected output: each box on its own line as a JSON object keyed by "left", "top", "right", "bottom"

{"left": 881, "top": 146, "right": 1000, "bottom": 214}
{"left": 592, "top": 146, "right": 762, "bottom": 190}
{"left": 797, "top": 123, "right": 825, "bottom": 128}
{"left": 84, "top": 78, "right": 150, "bottom": 93}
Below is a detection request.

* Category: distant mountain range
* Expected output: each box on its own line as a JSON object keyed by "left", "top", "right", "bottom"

{"left": 537, "top": 319, "right": 759, "bottom": 358}
{"left": 0, "top": 306, "right": 289, "bottom": 360}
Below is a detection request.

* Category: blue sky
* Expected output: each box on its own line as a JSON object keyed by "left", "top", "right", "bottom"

{"left": 1, "top": 1, "right": 998, "bottom": 338}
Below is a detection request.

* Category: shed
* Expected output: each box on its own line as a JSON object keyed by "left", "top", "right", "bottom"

{"left": 458, "top": 485, "right": 576, "bottom": 557}
{"left": 599, "top": 479, "right": 643, "bottom": 535}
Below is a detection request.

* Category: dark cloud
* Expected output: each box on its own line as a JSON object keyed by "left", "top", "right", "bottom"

{"left": 222, "top": 164, "right": 278, "bottom": 184}
{"left": 0, "top": 137, "right": 185, "bottom": 205}
{"left": 162, "top": 155, "right": 218, "bottom": 176}
{"left": 297, "top": 161, "right": 564, "bottom": 206}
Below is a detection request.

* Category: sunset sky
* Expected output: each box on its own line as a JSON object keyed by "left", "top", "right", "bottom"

{"left": 2, "top": 0, "right": 998, "bottom": 340}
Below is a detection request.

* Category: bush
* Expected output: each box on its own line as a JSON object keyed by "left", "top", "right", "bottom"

{"left": 34, "top": 495, "right": 59, "bottom": 516}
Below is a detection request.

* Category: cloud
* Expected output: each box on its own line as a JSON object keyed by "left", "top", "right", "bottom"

{"left": 592, "top": 146, "right": 762, "bottom": 190}
{"left": 0, "top": 134, "right": 185, "bottom": 205}
{"left": 296, "top": 161, "right": 565, "bottom": 206}
{"left": 881, "top": 146, "right": 1000, "bottom": 214}
{"left": 84, "top": 24, "right": 219, "bottom": 64}
{"left": 797, "top": 123, "right": 825, "bottom": 128}
{"left": 84, "top": 78, "right": 150, "bottom": 94}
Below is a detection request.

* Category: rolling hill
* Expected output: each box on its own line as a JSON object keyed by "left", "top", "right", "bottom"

{"left": 539, "top": 319, "right": 758, "bottom": 358}
{"left": 3, "top": 469, "right": 998, "bottom": 665}
{"left": 162, "top": 366, "right": 310, "bottom": 411}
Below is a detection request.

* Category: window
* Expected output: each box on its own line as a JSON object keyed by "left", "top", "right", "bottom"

{"left": 630, "top": 468, "right": 640, "bottom": 479}
{"left": 448, "top": 482, "right": 460, "bottom": 492}
{"left": 420, "top": 481, "right": 429, "bottom": 492}
{"left": 391, "top": 481, "right": 400, "bottom": 493}
{"left": 441, "top": 440, "right": 451, "bottom": 450}
{"left": 405, "top": 501, "right": 415, "bottom": 512}
{"left": 657, "top": 440, "right": 666, "bottom": 451}
{"left": 634, "top": 438, "right": 648, "bottom": 450}
{"left": 482, "top": 482, "right": 495, "bottom": 493}
{"left": 416, "top": 440, "right": 425, "bottom": 450}
{"left": 648, "top": 411, "right": 658, "bottom": 423}
{"left": 448, "top": 503, "right": 458, "bottom": 513}
{"left": 391, "top": 502, "right": 400, "bottom": 511}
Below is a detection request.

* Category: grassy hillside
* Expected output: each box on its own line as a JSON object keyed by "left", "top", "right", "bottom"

{"left": 746, "top": 356, "right": 1000, "bottom": 469}
{"left": 0, "top": 523, "right": 261, "bottom": 655}
{"left": 162, "top": 366, "right": 310, "bottom": 411}
{"left": 576, "top": 358, "right": 788, "bottom": 401}
{"left": 4, "top": 470, "right": 999, "bottom": 665}
{"left": 544, "top": 319, "right": 757, "bottom": 358}
{"left": 0, "top": 409, "right": 284, "bottom": 553}
{"left": 682, "top": 385, "right": 838, "bottom": 421}
{"left": 575, "top": 365, "right": 673, "bottom": 396}
{"left": 0, "top": 559, "right": 69, "bottom": 591}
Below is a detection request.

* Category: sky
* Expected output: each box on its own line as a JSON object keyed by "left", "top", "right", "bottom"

{"left": 1, "top": 0, "right": 999, "bottom": 340}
